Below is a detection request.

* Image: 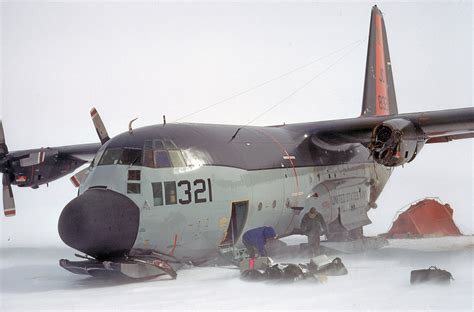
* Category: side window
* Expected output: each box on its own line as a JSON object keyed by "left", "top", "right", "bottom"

{"left": 164, "top": 181, "right": 177, "bottom": 205}
{"left": 127, "top": 168, "right": 141, "bottom": 194}
{"left": 152, "top": 182, "right": 163, "bottom": 206}
{"left": 128, "top": 170, "right": 141, "bottom": 181}
{"left": 127, "top": 183, "right": 141, "bottom": 194}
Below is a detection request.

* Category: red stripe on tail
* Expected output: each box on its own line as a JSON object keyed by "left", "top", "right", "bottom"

{"left": 375, "top": 14, "right": 390, "bottom": 116}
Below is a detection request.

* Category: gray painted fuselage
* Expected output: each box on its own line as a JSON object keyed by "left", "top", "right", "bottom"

{"left": 79, "top": 122, "right": 392, "bottom": 262}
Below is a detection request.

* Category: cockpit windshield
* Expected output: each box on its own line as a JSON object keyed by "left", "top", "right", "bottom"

{"left": 98, "top": 148, "right": 142, "bottom": 166}
{"left": 96, "top": 139, "right": 186, "bottom": 168}
{"left": 142, "top": 139, "right": 186, "bottom": 168}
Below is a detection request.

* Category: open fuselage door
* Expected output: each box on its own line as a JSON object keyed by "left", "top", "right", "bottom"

{"left": 220, "top": 200, "right": 249, "bottom": 247}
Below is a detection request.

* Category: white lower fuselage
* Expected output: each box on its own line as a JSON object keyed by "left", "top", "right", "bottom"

{"left": 80, "top": 162, "right": 392, "bottom": 262}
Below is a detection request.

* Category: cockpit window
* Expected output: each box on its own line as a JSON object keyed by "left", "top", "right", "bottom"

{"left": 142, "top": 139, "right": 186, "bottom": 168}
{"left": 163, "top": 139, "right": 178, "bottom": 150}
{"left": 98, "top": 148, "right": 142, "bottom": 166}
{"left": 91, "top": 147, "right": 106, "bottom": 168}
{"left": 99, "top": 148, "right": 122, "bottom": 165}
{"left": 154, "top": 150, "right": 172, "bottom": 168}
{"left": 168, "top": 150, "right": 186, "bottom": 167}
{"left": 121, "top": 149, "right": 142, "bottom": 166}
{"left": 153, "top": 140, "right": 164, "bottom": 150}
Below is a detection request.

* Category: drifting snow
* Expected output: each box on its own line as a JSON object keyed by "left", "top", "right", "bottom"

{"left": 1, "top": 237, "right": 472, "bottom": 311}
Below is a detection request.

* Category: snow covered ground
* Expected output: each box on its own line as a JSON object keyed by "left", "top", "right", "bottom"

{"left": 1, "top": 236, "right": 473, "bottom": 311}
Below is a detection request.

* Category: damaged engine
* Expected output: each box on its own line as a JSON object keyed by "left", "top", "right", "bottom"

{"left": 369, "top": 118, "right": 425, "bottom": 167}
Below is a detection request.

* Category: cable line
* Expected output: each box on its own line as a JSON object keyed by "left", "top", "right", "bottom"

{"left": 246, "top": 40, "right": 364, "bottom": 126}
{"left": 173, "top": 38, "right": 364, "bottom": 122}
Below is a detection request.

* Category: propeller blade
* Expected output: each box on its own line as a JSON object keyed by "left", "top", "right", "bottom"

{"left": 70, "top": 167, "right": 90, "bottom": 188}
{"left": 2, "top": 174, "right": 16, "bottom": 217}
{"left": 0, "top": 121, "right": 9, "bottom": 156}
{"left": 90, "top": 107, "right": 110, "bottom": 145}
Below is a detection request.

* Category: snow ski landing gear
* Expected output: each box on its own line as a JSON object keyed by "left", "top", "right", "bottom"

{"left": 60, "top": 254, "right": 177, "bottom": 280}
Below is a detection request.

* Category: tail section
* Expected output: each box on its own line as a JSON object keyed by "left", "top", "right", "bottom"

{"left": 361, "top": 5, "right": 398, "bottom": 117}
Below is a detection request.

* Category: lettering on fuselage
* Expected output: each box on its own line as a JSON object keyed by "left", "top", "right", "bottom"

{"left": 153, "top": 178, "right": 213, "bottom": 206}
{"left": 330, "top": 190, "right": 366, "bottom": 205}
{"left": 177, "top": 178, "right": 213, "bottom": 204}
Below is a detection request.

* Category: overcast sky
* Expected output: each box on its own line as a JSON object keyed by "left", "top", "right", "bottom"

{"left": 1, "top": 1, "right": 472, "bottom": 247}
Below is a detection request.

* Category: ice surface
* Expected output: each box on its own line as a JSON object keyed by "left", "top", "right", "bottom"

{"left": 1, "top": 237, "right": 472, "bottom": 311}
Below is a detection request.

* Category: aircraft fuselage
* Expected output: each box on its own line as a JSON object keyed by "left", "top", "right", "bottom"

{"left": 60, "top": 123, "right": 392, "bottom": 262}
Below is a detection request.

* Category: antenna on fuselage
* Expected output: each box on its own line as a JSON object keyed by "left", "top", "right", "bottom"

{"left": 228, "top": 127, "right": 242, "bottom": 143}
{"left": 128, "top": 118, "right": 138, "bottom": 134}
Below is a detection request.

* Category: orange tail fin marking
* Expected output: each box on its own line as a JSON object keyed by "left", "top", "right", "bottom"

{"left": 375, "top": 14, "right": 390, "bottom": 116}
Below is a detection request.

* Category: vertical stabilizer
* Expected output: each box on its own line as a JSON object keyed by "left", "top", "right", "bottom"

{"left": 361, "top": 6, "right": 398, "bottom": 116}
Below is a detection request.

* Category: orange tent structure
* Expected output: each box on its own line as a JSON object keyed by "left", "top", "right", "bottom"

{"left": 386, "top": 198, "right": 462, "bottom": 238}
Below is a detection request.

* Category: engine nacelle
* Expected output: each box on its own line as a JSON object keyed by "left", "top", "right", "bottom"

{"left": 369, "top": 118, "right": 424, "bottom": 167}
{"left": 8, "top": 149, "right": 86, "bottom": 188}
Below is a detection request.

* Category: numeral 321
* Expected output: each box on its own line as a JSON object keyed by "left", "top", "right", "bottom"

{"left": 177, "top": 178, "right": 213, "bottom": 204}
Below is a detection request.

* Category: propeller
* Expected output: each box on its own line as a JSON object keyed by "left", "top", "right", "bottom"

{"left": 70, "top": 167, "right": 90, "bottom": 188}
{"left": 90, "top": 107, "right": 110, "bottom": 145}
{"left": 0, "top": 121, "right": 8, "bottom": 156}
{"left": 0, "top": 121, "right": 15, "bottom": 216}
{"left": 2, "top": 174, "right": 15, "bottom": 216}
{"left": 68, "top": 107, "right": 110, "bottom": 189}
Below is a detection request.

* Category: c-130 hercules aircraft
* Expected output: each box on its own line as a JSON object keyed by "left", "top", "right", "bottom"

{"left": 1, "top": 6, "right": 473, "bottom": 279}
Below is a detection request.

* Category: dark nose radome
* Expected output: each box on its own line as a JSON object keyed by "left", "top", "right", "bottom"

{"left": 58, "top": 188, "right": 140, "bottom": 260}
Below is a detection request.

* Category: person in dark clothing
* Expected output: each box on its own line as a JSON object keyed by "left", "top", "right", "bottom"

{"left": 242, "top": 226, "right": 277, "bottom": 258}
{"left": 300, "top": 207, "right": 328, "bottom": 256}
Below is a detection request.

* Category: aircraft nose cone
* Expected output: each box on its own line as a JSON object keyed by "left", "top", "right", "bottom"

{"left": 58, "top": 188, "right": 140, "bottom": 260}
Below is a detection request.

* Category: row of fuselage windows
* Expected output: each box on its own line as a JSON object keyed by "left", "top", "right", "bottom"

{"left": 127, "top": 181, "right": 176, "bottom": 206}
{"left": 95, "top": 139, "right": 186, "bottom": 169}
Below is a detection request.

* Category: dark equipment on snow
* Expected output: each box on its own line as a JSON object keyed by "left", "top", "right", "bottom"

{"left": 263, "top": 263, "right": 305, "bottom": 282}
{"left": 240, "top": 255, "right": 347, "bottom": 283}
{"left": 308, "top": 256, "right": 348, "bottom": 276}
{"left": 410, "top": 266, "right": 454, "bottom": 285}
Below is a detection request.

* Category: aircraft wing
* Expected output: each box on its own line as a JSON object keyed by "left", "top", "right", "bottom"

{"left": 1, "top": 138, "right": 101, "bottom": 216}
{"left": 8, "top": 143, "right": 101, "bottom": 163}
{"left": 312, "top": 108, "right": 474, "bottom": 143}
{"left": 52, "top": 143, "right": 102, "bottom": 162}
{"left": 301, "top": 6, "right": 474, "bottom": 166}
{"left": 291, "top": 107, "right": 474, "bottom": 167}
{"left": 1, "top": 107, "right": 107, "bottom": 216}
